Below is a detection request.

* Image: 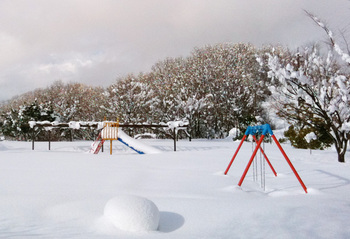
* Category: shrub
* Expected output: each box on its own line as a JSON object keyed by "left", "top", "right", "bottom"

{"left": 284, "top": 125, "right": 332, "bottom": 150}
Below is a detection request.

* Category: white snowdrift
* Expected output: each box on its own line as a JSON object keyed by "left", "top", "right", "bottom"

{"left": 104, "top": 195, "right": 160, "bottom": 232}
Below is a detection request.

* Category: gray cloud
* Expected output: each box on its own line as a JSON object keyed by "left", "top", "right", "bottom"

{"left": 0, "top": 0, "right": 349, "bottom": 101}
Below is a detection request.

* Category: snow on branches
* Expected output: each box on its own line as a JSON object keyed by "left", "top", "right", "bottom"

{"left": 306, "top": 11, "right": 350, "bottom": 65}
{"left": 104, "top": 43, "right": 270, "bottom": 138}
{"left": 261, "top": 46, "right": 350, "bottom": 162}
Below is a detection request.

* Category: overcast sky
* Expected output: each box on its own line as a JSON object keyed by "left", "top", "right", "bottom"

{"left": 0, "top": 0, "right": 349, "bottom": 101}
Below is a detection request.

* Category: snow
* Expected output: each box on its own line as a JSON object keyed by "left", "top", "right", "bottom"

{"left": 228, "top": 127, "right": 240, "bottom": 139}
{"left": 134, "top": 133, "right": 157, "bottom": 139}
{"left": 117, "top": 129, "right": 161, "bottom": 154}
{"left": 305, "top": 132, "right": 317, "bottom": 143}
{"left": 0, "top": 139, "right": 350, "bottom": 238}
{"left": 167, "top": 120, "right": 189, "bottom": 130}
{"left": 103, "top": 195, "right": 160, "bottom": 232}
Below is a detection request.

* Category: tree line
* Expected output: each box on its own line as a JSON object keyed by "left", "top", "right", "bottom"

{"left": 0, "top": 43, "right": 274, "bottom": 140}
{"left": 1, "top": 13, "right": 350, "bottom": 162}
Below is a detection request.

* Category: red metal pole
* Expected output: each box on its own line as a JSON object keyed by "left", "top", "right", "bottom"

{"left": 238, "top": 135, "right": 265, "bottom": 186}
{"left": 224, "top": 135, "right": 247, "bottom": 175}
{"left": 252, "top": 135, "right": 277, "bottom": 177}
{"left": 271, "top": 135, "right": 308, "bottom": 193}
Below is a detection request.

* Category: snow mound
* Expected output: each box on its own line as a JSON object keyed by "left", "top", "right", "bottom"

{"left": 104, "top": 195, "right": 160, "bottom": 232}
{"left": 227, "top": 127, "right": 241, "bottom": 140}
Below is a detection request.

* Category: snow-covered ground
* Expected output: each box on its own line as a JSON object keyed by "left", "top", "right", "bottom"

{"left": 0, "top": 138, "right": 350, "bottom": 238}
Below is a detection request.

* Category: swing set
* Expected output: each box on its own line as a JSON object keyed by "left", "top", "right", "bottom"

{"left": 225, "top": 124, "right": 308, "bottom": 193}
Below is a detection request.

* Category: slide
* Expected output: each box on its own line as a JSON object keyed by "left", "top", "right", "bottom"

{"left": 117, "top": 129, "right": 161, "bottom": 154}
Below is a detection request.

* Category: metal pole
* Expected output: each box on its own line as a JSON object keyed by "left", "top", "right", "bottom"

{"left": 32, "top": 128, "right": 35, "bottom": 150}
{"left": 263, "top": 141, "right": 266, "bottom": 191}
{"left": 260, "top": 143, "right": 262, "bottom": 188}
{"left": 271, "top": 135, "right": 308, "bottom": 193}
{"left": 253, "top": 139, "right": 257, "bottom": 182}
{"left": 173, "top": 129, "right": 176, "bottom": 152}
{"left": 238, "top": 135, "right": 265, "bottom": 187}
{"left": 252, "top": 135, "right": 277, "bottom": 176}
{"left": 48, "top": 130, "right": 51, "bottom": 150}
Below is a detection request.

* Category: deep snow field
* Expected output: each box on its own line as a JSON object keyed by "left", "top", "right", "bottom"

{"left": 0, "top": 137, "right": 350, "bottom": 238}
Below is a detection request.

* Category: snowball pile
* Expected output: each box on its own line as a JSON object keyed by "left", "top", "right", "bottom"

{"left": 104, "top": 195, "right": 160, "bottom": 232}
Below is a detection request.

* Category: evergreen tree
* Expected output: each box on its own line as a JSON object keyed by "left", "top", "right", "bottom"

{"left": 1, "top": 100, "right": 57, "bottom": 140}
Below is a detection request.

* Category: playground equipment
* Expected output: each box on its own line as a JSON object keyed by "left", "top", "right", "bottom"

{"left": 90, "top": 120, "right": 150, "bottom": 155}
{"left": 29, "top": 120, "right": 189, "bottom": 152}
{"left": 93, "top": 121, "right": 120, "bottom": 155}
{"left": 225, "top": 124, "right": 308, "bottom": 193}
{"left": 90, "top": 121, "right": 156, "bottom": 155}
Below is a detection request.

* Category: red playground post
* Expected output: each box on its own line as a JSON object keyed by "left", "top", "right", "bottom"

{"left": 238, "top": 134, "right": 265, "bottom": 186}
{"left": 224, "top": 135, "right": 247, "bottom": 175}
{"left": 224, "top": 124, "right": 307, "bottom": 193}
{"left": 271, "top": 135, "right": 308, "bottom": 193}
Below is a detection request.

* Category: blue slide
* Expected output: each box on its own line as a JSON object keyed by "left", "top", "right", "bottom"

{"left": 117, "top": 138, "right": 145, "bottom": 154}
{"left": 117, "top": 129, "right": 161, "bottom": 154}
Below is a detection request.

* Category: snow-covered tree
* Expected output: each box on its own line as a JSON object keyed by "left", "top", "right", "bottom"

{"left": 184, "top": 43, "right": 270, "bottom": 137}
{"left": 262, "top": 45, "right": 350, "bottom": 162}
{"left": 306, "top": 11, "right": 350, "bottom": 66}
{"left": 105, "top": 73, "right": 158, "bottom": 124}
{"left": 1, "top": 43, "right": 272, "bottom": 140}
{"left": 1, "top": 100, "right": 57, "bottom": 140}
{"left": 103, "top": 43, "right": 272, "bottom": 138}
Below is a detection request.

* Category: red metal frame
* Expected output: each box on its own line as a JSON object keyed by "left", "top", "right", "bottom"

{"left": 238, "top": 135, "right": 265, "bottom": 186}
{"left": 225, "top": 135, "right": 277, "bottom": 177}
{"left": 224, "top": 124, "right": 308, "bottom": 193}
{"left": 224, "top": 135, "right": 247, "bottom": 175}
{"left": 271, "top": 135, "right": 308, "bottom": 193}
